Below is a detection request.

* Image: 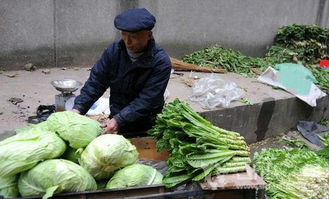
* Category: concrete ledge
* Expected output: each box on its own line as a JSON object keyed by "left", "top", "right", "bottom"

{"left": 200, "top": 96, "right": 328, "bottom": 143}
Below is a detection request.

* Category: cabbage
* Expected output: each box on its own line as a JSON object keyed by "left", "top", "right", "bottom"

{"left": 106, "top": 164, "right": 163, "bottom": 189}
{"left": 15, "top": 121, "right": 50, "bottom": 134}
{"left": 18, "top": 159, "right": 97, "bottom": 198}
{"left": 61, "top": 147, "right": 83, "bottom": 164}
{"left": 0, "top": 129, "right": 66, "bottom": 177}
{"left": 79, "top": 134, "right": 138, "bottom": 180}
{"left": 0, "top": 176, "right": 19, "bottom": 198}
{"left": 46, "top": 111, "right": 102, "bottom": 149}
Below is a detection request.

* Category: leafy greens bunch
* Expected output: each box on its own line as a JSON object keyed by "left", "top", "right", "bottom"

{"left": 253, "top": 148, "right": 329, "bottom": 199}
{"left": 148, "top": 99, "right": 250, "bottom": 188}
{"left": 183, "top": 45, "right": 273, "bottom": 77}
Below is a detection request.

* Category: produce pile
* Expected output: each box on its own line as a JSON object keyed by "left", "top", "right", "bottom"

{"left": 182, "top": 24, "right": 329, "bottom": 92}
{"left": 182, "top": 45, "right": 273, "bottom": 77}
{"left": 148, "top": 99, "right": 251, "bottom": 188}
{"left": 271, "top": 24, "right": 329, "bottom": 65}
{"left": 0, "top": 111, "right": 163, "bottom": 199}
{"left": 319, "top": 132, "right": 329, "bottom": 147}
{"left": 254, "top": 147, "right": 329, "bottom": 199}
{"left": 270, "top": 25, "right": 329, "bottom": 92}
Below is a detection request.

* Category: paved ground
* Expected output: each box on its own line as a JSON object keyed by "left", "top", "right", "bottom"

{"left": 0, "top": 67, "right": 292, "bottom": 134}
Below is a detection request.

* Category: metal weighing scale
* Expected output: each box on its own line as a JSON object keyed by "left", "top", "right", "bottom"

{"left": 51, "top": 79, "right": 82, "bottom": 112}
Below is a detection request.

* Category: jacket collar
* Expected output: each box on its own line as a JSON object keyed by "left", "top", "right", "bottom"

{"left": 119, "top": 38, "right": 156, "bottom": 68}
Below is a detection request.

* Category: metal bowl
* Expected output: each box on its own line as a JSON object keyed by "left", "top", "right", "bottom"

{"left": 51, "top": 79, "right": 82, "bottom": 93}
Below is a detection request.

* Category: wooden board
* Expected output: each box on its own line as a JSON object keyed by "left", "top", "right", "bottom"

{"left": 170, "top": 57, "right": 227, "bottom": 73}
{"left": 129, "top": 137, "right": 169, "bottom": 161}
{"left": 199, "top": 165, "right": 267, "bottom": 190}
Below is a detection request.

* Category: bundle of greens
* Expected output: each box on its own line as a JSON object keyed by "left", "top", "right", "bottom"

{"left": 316, "top": 147, "right": 329, "bottom": 162}
{"left": 182, "top": 45, "right": 273, "bottom": 77}
{"left": 273, "top": 24, "right": 329, "bottom": 64}
{"left": 317, "top": 131, "right": 329, "bottom": 162}
{"left": 254, "top": 148, "right": 329, "bottom": 199}
{"left": 148, "top": 99, "right": 250, "bottom": 188}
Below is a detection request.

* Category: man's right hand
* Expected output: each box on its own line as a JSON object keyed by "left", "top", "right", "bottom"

{"left": 70, "top": 109, "right": 81, "bottom": 114}
{"left": 101, "top": 118, "right": 119, "bottom": 134}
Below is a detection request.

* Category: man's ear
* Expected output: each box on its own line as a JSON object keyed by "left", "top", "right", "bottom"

{"left": 148, "top": 31, "right": 153, "bottom": 39}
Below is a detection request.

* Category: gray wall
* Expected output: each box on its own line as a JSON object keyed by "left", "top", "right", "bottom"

{"left": 0, "top": 0, "right": 328, "bottom": 70}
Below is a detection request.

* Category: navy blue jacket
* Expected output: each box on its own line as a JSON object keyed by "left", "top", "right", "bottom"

{"left": 73, "top": 38, "right": 171, "bottom": 134}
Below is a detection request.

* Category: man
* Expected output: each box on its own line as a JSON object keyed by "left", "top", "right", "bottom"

{"left": 71, "top": 8, "right": 172, "bottom": 136}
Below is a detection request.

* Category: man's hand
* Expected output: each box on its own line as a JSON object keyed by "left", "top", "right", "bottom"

{"left": 101, "top": 118, "right": 119, "bottom": 134}
{"left": 70, "top": 109, "right": 81, "bottom": 114}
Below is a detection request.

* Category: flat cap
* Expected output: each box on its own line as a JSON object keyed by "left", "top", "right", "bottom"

{"left": 114, "top": 8, "right": 156, "bottom": 32}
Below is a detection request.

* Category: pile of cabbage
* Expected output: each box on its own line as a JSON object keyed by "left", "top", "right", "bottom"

{"left": 0, "top": 111, "right": 162, "bottom": 199}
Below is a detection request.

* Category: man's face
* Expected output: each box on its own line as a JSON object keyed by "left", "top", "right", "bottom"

{"left": 121, "top": 30, "right": 152, "bottom": 53}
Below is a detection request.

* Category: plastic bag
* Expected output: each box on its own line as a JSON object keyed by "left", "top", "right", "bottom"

{"left": 189, "top": 74, "right": 244, "bottom": 109}
{"left": 164, "top": 88, "right": 170, "bottom": 101}
{"left": 65, "top": 97, "right": 110, "bottom": 115}
{"left": 258, "top": 64, "right": 326, "bottom": 107}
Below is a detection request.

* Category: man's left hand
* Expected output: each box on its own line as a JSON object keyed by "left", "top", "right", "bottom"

{"left": 101, "top": 118, "right": 119, "bottom": 134}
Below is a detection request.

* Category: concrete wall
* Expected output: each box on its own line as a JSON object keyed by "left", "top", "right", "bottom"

{"left": 200, "top": 96, "right": 329, "bottom": 143}
{"left": 0, "top": 0, "right": 328, "bottom": 70}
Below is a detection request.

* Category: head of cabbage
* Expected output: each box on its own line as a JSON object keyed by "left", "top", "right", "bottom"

{"left": 18, "top": 159, "right": 97, "bottom": 199}
{"left": 46, "top": 111, "right": 102, "bottom": 149}
{"left": 106, "top": 164, "right": 163, "bottom": 189}
{"left": 0, "top": 176, "right": 19, "bottom": 198}
{"left": 79, "top": 134, "right": 138, "bottom": 180}
{"left": 0, "top": 128, "right": 66, "bottom": 177}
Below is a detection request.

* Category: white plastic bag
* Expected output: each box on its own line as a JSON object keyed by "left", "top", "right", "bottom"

{"left": 258, "top": 65, "right": 326, "bottom": 107}
{"left": 189, "top": 74, "right": 244, "bottom": 109}
{"left": 65, "top": 97, "right": 111, "bottom": 115}
{"left": 164, "top": 88, "right": 170, "bottom": 101}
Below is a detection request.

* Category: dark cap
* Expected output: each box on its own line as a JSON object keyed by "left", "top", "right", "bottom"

{"left": 114, "top": 8, "right": 156, "bottom": 32}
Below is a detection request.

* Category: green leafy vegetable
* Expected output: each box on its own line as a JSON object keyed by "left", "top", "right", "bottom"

{"left": 18, "top": 159, "right": 97, "bottom": 199}
{"left": 253, "top": 148, "right": 329, "bottom": 198}
{"left": 106, "top": 164, "right": 162, "bottom": 189}
{"left": 0, "top": 128, "right": 66, "bottom": 177}
{"left": 148, "top": 99, "right": 250, "bottom": 187}
{"left": 0, "top": 176, "right": 19, "bottom": 198}
{"left": 182, "top": 45, "right": 273, "bottom": 77}
{"left": 79, "top": 134, "right": 138, "bottom": 180}
{"left": 316, "top": 146, "right": 329, "bottom": 162}
{"left": 46, "top": 111, "right": 102, "bottom": 149}
{"left": 319, "top": 132, "right": 329, "bottom": 147}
